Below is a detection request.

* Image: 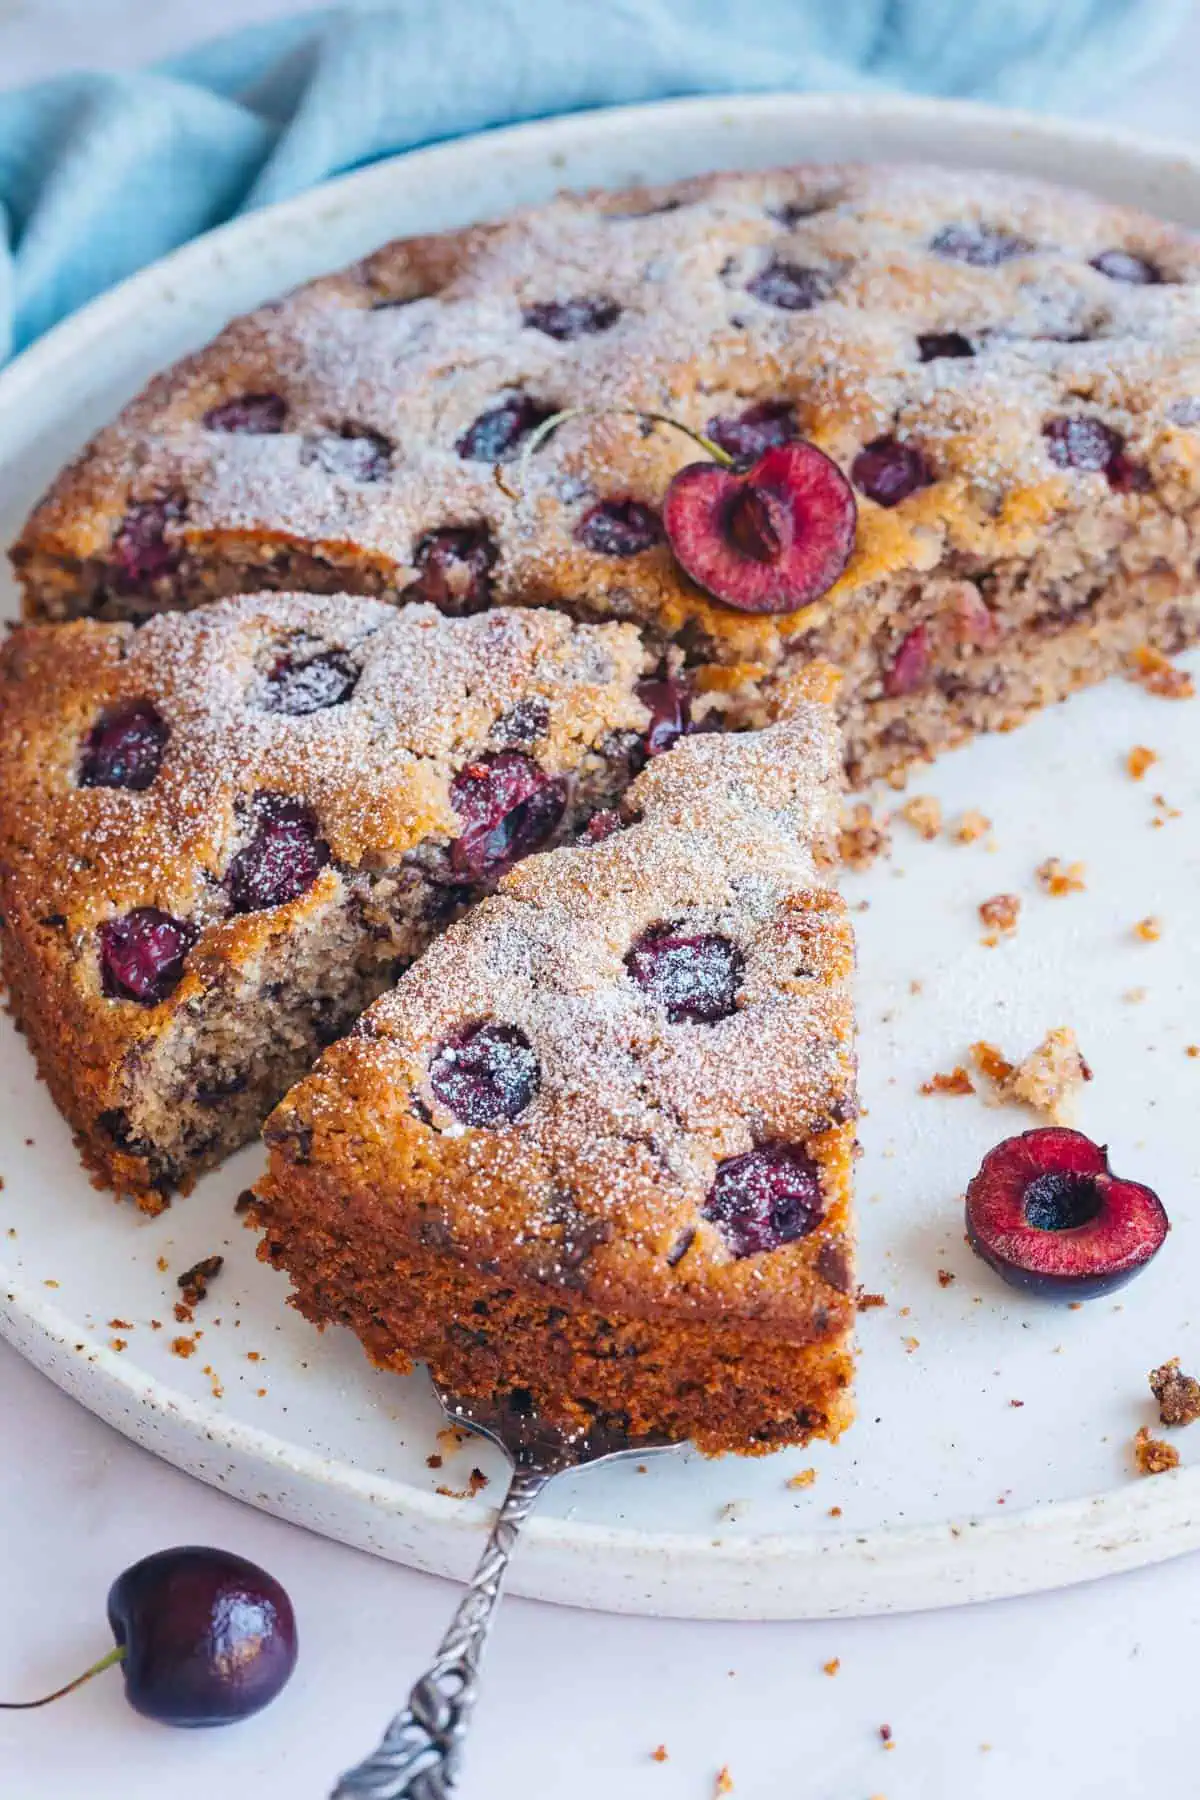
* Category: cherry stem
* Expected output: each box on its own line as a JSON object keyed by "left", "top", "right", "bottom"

{"left": 494, "top": 405, "right": 735, "bottom": 501}
{"left": 0, "top": 1643, "right": 126, "bottom": 1710}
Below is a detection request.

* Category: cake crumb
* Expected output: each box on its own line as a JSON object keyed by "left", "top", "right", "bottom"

{"left": 1036, "top": 857, "right": 1086, "bottom": 896}
{"left": 899, "top": 795, "right": 942, "bottom": 840}
{"left": 838, "top": 802, "right": 891, "bottom": 871}
{"left": 936, "top": 1269, "right": 956, "bottom": 1288}
{"left": 978, "top": 893, "right": 1020, "bottom": 941}
{"left": 651, "top": 1746, "right": 669, "bottom": 1763}
{"left": 1134, "top": 1426, "right": 1180, "bottom": 1475}
{"left": 108, "top": 1337, "right": 127, "bottom": 1353}
{"left": 1133, "top": 916, "right": 1163, "bottom": 942}
{"left": 1187, "top": 1046, "right": 1200, "bottom": 1058}
{"left": 426, "top": 1453, "right": 443, "bottom": 1470}
{"left": 234, "top": 1188, "right": 258, "bottom": 1216}
{"left": 714, "top": 1768, "right": 734, "bottom": 1796}
{"left": 920, "top": 1066, "right": 975, "bottom": 1097}
{"left": 155, "top": 1256, "right": 169, "bottom": 1273}
{"left": 823, "top": 1657, "right": 841, "bottom": 1676}
{"left": 1129, "top": 645, "right": 1195, "bottom": 700}
{"left": 1124, "top": 987, "right": 1147, "bottom": 1004}
{"left": 973, "top": 1028, "right": 1090, "bottom": 1121}
{"left": 108, "top": 1318, "right": 132, "bottom": 1331}
{"left": 171, "top": 1335, "right": 196, "bottom": 1359}
{"left": 1126, "top": 745, "right": 1159, "bottom": 780}
{"left": 201, "top": 1364, "right": 224, "bottom": 1400}
{"left": 787, "top": 1468, "right": 816, "bottom": 1490}
{"left": 857, "top": 1291, "right": 887, "bottom": 1311}
{"left": 177, "top": 1254, "right": 223, "bottom": 1306}
{"left": 467, "top": 1467, "right": 489, "bottom": 1498}
{"left": 1149, "top": 1360, "right": 1200, "bottom": 1427}
{"left": 952, "top": 809, "right": 991, "bottom": 844}
{"left": 902, "top": 1336, "right": 920, "bottom": 1354}
{"left": 828, "top": 1505, "right": 843, "bottom": 1517}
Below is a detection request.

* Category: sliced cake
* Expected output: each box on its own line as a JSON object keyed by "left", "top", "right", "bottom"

{"left": 12, "top": 162, "right": 1200, "bottom": 783}
{"left": 256, "top": 686, "right": 857, "bottom": 1455}
{"left": 0, "top": 593, "right": 654, "bottom": 1209}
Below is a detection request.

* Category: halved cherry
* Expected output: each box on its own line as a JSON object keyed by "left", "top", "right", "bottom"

{"left": 495, "top": 409, "right": 856, "bottom": 616}
{"left": 965, "top": 1126, "right": 1168, "bottom": 1300}
{"left": 662, "top": 441, "right": 856, "bottom": 614}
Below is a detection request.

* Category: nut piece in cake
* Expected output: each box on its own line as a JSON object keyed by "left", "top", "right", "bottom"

{"left": 257, "top": 703, "right": 857, "bottom": 1456}
{"left": 15, "top": 163, "right": 1200, "bottom": 787}
{"left": 0, "top": 594, "right": 654, "bottom": 1209}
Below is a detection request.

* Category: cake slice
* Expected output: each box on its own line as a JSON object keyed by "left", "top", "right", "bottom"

{"left": 13, "top": 162, "right": 1200, "bottom": 784}
{"left": 0, "top": 593, "right": 654, "bottom": 1209}
{"left": 256, "top": 685, "right": 857, "bottom": 1455}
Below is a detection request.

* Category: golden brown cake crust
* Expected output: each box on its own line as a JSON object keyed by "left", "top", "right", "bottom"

{"left": 12, "top": 161, "right": 1200, "bottom": 781}
{"left": 258, "top": 702, "right": 858, "bottom": 1454}
{"left": 0, "top": 593, "right": 651, "bottom": 1206}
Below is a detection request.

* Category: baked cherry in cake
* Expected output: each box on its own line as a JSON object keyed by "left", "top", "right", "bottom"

{"left": 0, "top": 593, "right": 652, "bottom": 1208}
{"left": 258, "top": 682, "right": 857, "bottom": 1456}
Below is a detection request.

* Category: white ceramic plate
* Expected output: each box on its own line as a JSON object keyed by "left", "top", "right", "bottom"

{"left": 3, "top": 93, "right": 1200, "bottom": 1621}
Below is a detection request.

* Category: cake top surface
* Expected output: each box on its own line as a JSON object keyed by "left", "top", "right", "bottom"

{"left": 263, "top": 704, "right": 856, "bottom": 1335}
{"left": 17, "top": 160, "right": 1200, "bottom": 662}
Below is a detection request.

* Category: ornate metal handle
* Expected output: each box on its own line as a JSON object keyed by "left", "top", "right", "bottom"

{"left": 330, "top": 1463, "right": 550, "bottom": 1799}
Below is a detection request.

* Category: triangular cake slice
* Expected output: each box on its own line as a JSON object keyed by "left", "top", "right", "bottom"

{"left": 0, "top": 593, "right": 653, "bottom": 1209}
{"left": 257, "top": 683, "right": 857, "bottom": 1455}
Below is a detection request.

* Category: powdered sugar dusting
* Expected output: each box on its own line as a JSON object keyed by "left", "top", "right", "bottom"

{"left": 270, "top": 708, "right": 856, "bottom": 1328}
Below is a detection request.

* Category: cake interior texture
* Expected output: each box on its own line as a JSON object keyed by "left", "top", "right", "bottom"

{"left": 257, "top": 693, "right": 858, "bottom": 1455}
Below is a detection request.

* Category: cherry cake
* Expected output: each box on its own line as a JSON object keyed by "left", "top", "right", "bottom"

{"left": 0, "top": 593, "right": 653, "bottom": 1209}
{"left": 255, "top": 684, "right": 857, "bottom": 1454}
{"left": 13, "top": 163, "right": 1200, "bottom": 783}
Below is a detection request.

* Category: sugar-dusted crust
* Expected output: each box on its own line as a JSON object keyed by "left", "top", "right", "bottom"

{"left": 0, "top": 593, "right": 651, "bottom": 1208}
{"left": 13, "top": 162, "right": 1200, "bottom": 781}
{"left": 257, "top": 701, "right": 857, "bottom": 1455}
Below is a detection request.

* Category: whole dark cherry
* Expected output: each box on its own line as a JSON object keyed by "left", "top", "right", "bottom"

{"left": 705, "top": 401, "right": 798, "bottom": 465}
{"left": 202, "top": 393, "right": 288, "bottom": 434}
{"left": 99, "top": 909, "right": 197, "bottom": 1004}
{"left": 1090, "top": 249, "right": 1161, "bottom": 285}
{"left": 301, "top": 427, "right": 391, "bottom": 483}
{"left": 576, "top": 500, "right": 663, "bottom": 556}
{"left": 965, "top": 1127, "right": 1168, "bottom": 1299}
{"left": 226, "top": 796, "right": 329, "bottom": 914}
{"left": 852, "top": 437, "right": 932, "bottom": 508}
{"left": 457, "top": 396, "right": 556, "bottom": 463}
{"left": 259, "top": 651, "right": 359, "bottom": 715}
{"left": 523, "top": 296, "right": 621, "bottom": 340}
{"left": 746, "top": 261, "right": 828, "bottom": 310}
{"left": 79, "top": 700, "right": 168, "bottom": 790}
{"left": 449, "top": 753, "right": 566, "bottom": 880}
{"left": 625, "top": 923, "right": 743, "bottom": 1023}
{"left": 111, "top": 496, "right": 186, "bottom": 594}
{"left": 917, "top": 331, "right": 975, "bottom": 361}
{"left": 930, "top": 224, "right": 1031, "bottom": 266}
{"left": 702, "top": 1143, "right": 825, "bottom": 1258}
{"left": 636, "top": 675, "right": 692, "bottom": 757}
{"left": 429, "top": 1021, "right": 540, "bottom": 1127}
{"left": 0, "top": 1547, "right": 297, "bottom": 1727}
{"left": 408, "top": 525, "right": 497, "bottom": 614}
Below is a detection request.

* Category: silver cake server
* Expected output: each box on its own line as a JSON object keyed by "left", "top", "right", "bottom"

{"left": 330, "top": 1383, "right": 679, "bottom": 1799}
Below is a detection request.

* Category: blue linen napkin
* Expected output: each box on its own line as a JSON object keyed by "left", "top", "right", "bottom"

{"left": 0, "top": 0, "right": 1189, "bottom": 363}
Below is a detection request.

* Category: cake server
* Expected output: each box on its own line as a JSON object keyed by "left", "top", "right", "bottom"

{"left": 330, "top": 1385, "right": 677, "bottom": 1799}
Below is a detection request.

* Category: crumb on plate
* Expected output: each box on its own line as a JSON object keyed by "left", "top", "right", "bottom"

{"left": 1134, "top": 1426, "right": 1180, "bottom": 1475}
{"left": 1149, "top": 1359, "right": 1200, "bottom": 1427}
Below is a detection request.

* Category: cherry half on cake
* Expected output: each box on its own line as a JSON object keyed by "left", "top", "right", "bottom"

{"left": 498, "top": 407, "right": 857, "bottom": 615}
{"left": 0, "top": 1547, "right": 296, "bottom": 1727}
{"left": 965, "top": 1127, "right": 1168, "bottom": 1299}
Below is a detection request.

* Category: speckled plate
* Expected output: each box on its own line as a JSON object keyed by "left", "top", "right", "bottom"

{"left": 3, "top": 92, "right": 1200, "bottom": 1620}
